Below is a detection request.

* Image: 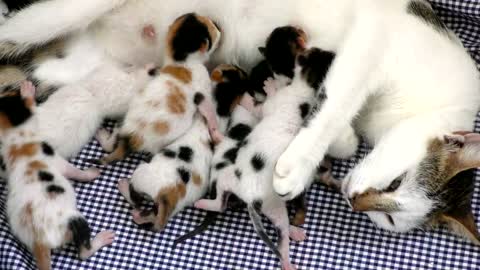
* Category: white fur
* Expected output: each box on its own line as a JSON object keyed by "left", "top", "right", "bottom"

{"left": 2, "top": 0, "right": 479, "bottom": 234}
{"left": 32, "top": 61, "right": 153, "bottom": 158}
{"left": 0, "top": 0, "right": 8, "bottom": 25}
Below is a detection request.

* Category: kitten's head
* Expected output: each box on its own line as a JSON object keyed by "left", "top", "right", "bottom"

{"left": 347, "top": 132, "right": 480, "bottom": 244}
{"left": 296, "top": 48, "right": 335, "bottom": 91}
{"left": 211, "top": 64, "right": 249, "bottom": 117}
{"left": 0, "top": 81, "right": 36, "bottom": 137}
{"left": 259, "top": 26, "right": 307, "bottom": 79}
{"left": 166, "top": 13, "right": 222, "bottom": 63}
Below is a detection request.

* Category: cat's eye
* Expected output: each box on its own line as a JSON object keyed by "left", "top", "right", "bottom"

{"left": 385, "top": 177, "right": 402, "bottom": 192}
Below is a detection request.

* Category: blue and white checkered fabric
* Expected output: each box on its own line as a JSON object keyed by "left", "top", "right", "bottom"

{"left": 1, "top": 1, "right": 480, "bottom": 269}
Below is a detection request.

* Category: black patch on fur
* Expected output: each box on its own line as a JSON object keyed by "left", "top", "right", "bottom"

{"left": 38, "top": 171, "right": 54, "bottom": 182}
{"left": 162, "top": 149, "right": 177, "bottom": 159}
{"left": 142, "top": 152, "right": 154, "bottom": 163}
{"left": 46, "top": 184, "right": 64, "bottom": 194}
{"left": 215, "top": 162, "right": 228, "bottom": 171}
{"left": 209, "top": 140, "right": 215, "bottom": 152}
{"left": 297, "top": 48, "right": 335, "bottom": 91}
{"left": 234, "top": 169, "right": 242, "bottom": 180}
{"left": 318, "top": 165, "right": 329, "bottom": 174}
{"left": 41, "top": 142, "right": 54, "bottom": 156}
{"left": 177, "top": 167, "right": 191, "bottom": 184}
{"left": 214, "top": 68, "right": 248, "bottom": 117}
{"left": 227, "top": 124, "right": 252, "bottom": 141}
{"left": 178, "top": 146, "right": 194, "bottom": 163}
{"left": 129, "top": 184, "right": 144, "bottom": 207}
{"left": 194, "top": 92, "right": 205, "bottom": 105}
{"left": 148, "top": 68, "right": 158, "bottom": 76}
{"left": 68, "top": 216, "right": 92, "bottom": 250}
{"left": 408, "top": 0, "right": 447, "bottom": 34}
{"left": 171, "top": 13, "right": 212, "bottom": 61}
{"left": 249, "top": 60, "right": 272, "bottom": 97}
{"left": 223, "top": 147, "right": 239, "bottom": 163}
{"left": 262, "top": 26, "right": 305, "bottom": 78}
{"left": 299, "top": 103, "right": 311, "bottom": 120}
{"left": 0, "top": 92, "right": 32, "bottom": 127}
{"left": 251, "top": 153, "right": 266, "bottom": 171}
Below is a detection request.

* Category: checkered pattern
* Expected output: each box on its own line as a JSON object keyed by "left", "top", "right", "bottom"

{"left": 1, "top": 1, "right": 480, "bottom": 269}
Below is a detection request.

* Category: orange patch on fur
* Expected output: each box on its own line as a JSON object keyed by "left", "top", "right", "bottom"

{"left": 0, "top": 113, "right": 12, "bottom": 130}
{"left": 32, "top": 241, "right": 51, "bottom": 270}
{"left": 154, "top": 182, "right": 187, "bottom": 230}
{"left": 196, "top": 15, "right": 220, "bottom": 49}
{"left": 166, "top": 84, "right": 186, "bottom": 114}
{"left": 165, "top": 15, "right": 189, "bottom": 60}
{"left": 161, "top": 65, "right": 192, "bottom": 84}
{"left": 292, "top": 209, "right": 306, "bottom": 226}
{"left": 211, "top": 69, "right": 223, "bottom": 82}
{"left": 8, "top": 143, "right": 38, "bottom": 163}
{"left": 154, "top": 121, "right": 170, "bottom": 135}
{"left": 192, "top": 172, "right": 202, "bottom": 186}
{"left": 129, "top": 134, "right": 144, "bottom": 151}
{"left": 26, "top": 160, "right": 48, "bottom": 177}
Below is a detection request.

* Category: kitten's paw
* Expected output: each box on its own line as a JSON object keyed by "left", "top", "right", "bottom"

{"left": 289, "top": 226, "right": 307, "bottom": 242}
{"left": 84, "top": 168, "right": 101, "bottom": 181}
{"left": 131, "top": 209, "right": 144, "bottom": 224}
{"left": 273, "top": 149, "right": 315, "bottom": 201}
{"left": 117, "top": 179, "right": 129, "bottom": 194}
{"left": 263, "top": 77, "right": 277, "bottom": 96}
{"left": 95, "top": 128, "right": 114, "bottom": 152}
{"left": 93, "top": 230, "right": 116, "bottom": 247}
{"left": 281, "top": 261, "right": 297, "bottom": 270}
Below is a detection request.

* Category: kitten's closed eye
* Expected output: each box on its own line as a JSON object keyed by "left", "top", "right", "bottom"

{"left": 384, "top": 177, "right": 402, "bottom": 193}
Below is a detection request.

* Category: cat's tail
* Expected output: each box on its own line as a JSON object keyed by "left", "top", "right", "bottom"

{"left": 173, "top": 211, "right": 219, "bottom": 247}
{"left": 0, "top": 0, "right": 127, "bottom": 59}
{"left": 247, "top": 203, "right": 282, "bottom": 260}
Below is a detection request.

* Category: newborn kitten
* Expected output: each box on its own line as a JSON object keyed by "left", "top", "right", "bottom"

{"left": 97, "top": 13, "right": 222, "bottom": 165}
{"left": 1, "top": 82, "right": 115, "bottom": 270}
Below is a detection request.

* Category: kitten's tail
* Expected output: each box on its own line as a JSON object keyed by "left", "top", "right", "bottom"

{"left": 173, "top": 211, "right": 219, "bottom": 248}
{"left": 0, "top": 0, "right": 127, "bottom": 59}
{"left": 247, "top": 203, "right": 282, "bottom": 260}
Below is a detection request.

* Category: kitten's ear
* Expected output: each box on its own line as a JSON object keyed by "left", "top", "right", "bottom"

{"left": 258, "top": 47, "right": 266, "bottom": 56}
{"left": 440, "top": 205, "right": 480, "bottom": 245}
{"left": 444, "top": 132, "right": 480, "bottom": 174}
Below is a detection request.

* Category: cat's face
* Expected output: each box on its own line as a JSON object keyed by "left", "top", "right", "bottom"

{"left": 346, "top": 133, "right": 480, "bottom": 244}
{"left": 210, "top": 64, "right": 248, "bottom": 117}
{"left": 166, "top": 13, "right": 222, "bottom": 63}
{"left": 0, "top": 83, "right": 36, "bottom": 136}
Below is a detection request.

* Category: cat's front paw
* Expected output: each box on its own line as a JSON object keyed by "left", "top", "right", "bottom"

{"left": 273, "top": 147, "right": 316, "bottom": 201}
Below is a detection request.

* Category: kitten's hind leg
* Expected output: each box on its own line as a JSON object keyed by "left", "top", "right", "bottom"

{"left": 98, "top": 137, "right": 130, "bottom": 165}
{"left": 32, "top": 241, "right": 51, "bottom": 270}
{"left": 55, "top": 156, "right": 100, "bottom": 182}
{"left": 261, "top": 200, "right": 303, "bottom": 270}
{"left": 194, "top": 178, "right": 232, "bottom": 212}
{"left": 79, "top": 230, "right": 115, "bottom": 260}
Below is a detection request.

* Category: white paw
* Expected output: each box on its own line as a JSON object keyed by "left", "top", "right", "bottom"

{"left": 94, "top": 230, "right": 116, "bottom": 247}
{"left": 263, "top": 77, "right": 277, "bottom": 96}
{"left": 273, "top": 149, "right": 316, "bottom": 201}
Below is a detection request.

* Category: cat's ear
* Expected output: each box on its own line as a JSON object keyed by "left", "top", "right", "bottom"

{"left": 440, "top": 204, "right": 480, "bottom": 245}
{"left": 200, "top": 39, "right": 210, "bottom": 53}
{"left": 258, "top": 47, "right": 266, "bottom": 56}
{"left": 444, "top": 132, "right": 480, "bottom": 174}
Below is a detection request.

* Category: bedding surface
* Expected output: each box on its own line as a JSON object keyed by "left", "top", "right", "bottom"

{"left": 1, "top": 1, "right": 479, "bottom": 269}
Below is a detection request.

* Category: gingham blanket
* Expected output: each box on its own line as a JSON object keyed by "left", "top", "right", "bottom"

{"left": 1, "top": 1, "right": 479, "bottom": 269}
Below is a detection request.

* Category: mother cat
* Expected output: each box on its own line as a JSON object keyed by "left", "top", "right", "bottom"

{"left": 1, "top": 0, "right": 479, "bottom": 243}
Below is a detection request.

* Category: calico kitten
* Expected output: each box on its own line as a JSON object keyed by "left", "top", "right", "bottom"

{"left": 1, "top": 82, "right": 115, "bottom": 270}
{"left": 116, "top": 65, "right": 247, "bottom": 232}
{"left": 97, "top": 13, "right": 222, "bottom": 165}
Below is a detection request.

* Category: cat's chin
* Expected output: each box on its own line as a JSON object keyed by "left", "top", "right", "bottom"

{"left": 366, "top": 211, "right": 422, "bottom": 233}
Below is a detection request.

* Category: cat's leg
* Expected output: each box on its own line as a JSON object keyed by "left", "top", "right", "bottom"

{"left": 327, "top": 124, "right": 359, "bottom": 159}
{"left": 342, "top": 112, "right": 447, "bottom": 199}
{"left": 273, "top": 15, "right": 386, "bottom": 201}
{"left": 0, "top": 0, "right": 127, "bottom": 58}
{"left": 194, "top": 170, "right": 234, "bottom": 212}
{"left": 240, "top": 93, "right": 263, "bottom": 118}
{"left": 196, "top": 94, "right": 224, "bottom": 144}
{"left": 55, "top": 156, "right": 100, "bottom": 182}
